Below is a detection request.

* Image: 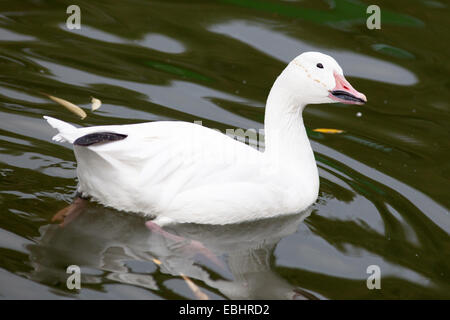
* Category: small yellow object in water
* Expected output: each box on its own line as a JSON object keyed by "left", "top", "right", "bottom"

{"left": 152, "top": 258, "right": 162, "bottom": 265}
{"left": 91, "top": 97, "right": 102, "bottom": 111}
{"left": 43, "top": 93, "right": 87, "bottom": 119}
{"left": 313, "top": 128, "right": 344, "bottom": 134}
{"left": 180, "top": 273, "right": 209, "bottom": 300}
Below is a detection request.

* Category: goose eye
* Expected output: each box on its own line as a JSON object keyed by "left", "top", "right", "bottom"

{"left": 316, "top": 63, "right": 324, "bottom": 69}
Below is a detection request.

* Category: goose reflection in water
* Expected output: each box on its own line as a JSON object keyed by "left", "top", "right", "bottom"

{"left": 27, "top": 205, "right": 318, "bottom": 300}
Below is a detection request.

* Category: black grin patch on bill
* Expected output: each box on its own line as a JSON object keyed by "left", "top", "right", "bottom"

{"left": 331, "top": 90, "right": 366, "bottom": 104}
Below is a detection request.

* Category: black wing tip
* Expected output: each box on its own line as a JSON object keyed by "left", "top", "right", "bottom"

{"left": 74, "top": 132, "right": 128, "bottom": 146}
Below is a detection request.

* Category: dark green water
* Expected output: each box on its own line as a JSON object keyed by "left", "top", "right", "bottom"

{"left": 0, "top": 0, "right": 449, "bottom": 299}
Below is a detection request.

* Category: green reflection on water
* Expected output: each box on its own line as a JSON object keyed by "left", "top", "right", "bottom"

{"left": 144, "top": 60, "right": 212, "bottom": 82}
{"left": 221, "top": 0, "right": 423, "bottom": 26}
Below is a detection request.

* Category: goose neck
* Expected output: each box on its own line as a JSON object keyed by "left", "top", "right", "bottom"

{"left": 263, "top": 79, "right": 315, "bottom": 172}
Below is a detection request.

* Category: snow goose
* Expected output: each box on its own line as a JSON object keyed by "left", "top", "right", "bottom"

{"left": 44, "top": 51, "right": 366, "bottom": 225}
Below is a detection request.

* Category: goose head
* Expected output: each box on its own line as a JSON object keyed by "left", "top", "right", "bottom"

{"left": 278, "top": 51, "right": 367, "bottom": 106}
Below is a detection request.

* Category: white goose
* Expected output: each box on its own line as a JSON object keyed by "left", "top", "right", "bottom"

{"left": 45, "top": 52, "right": 366, "bottom": 225}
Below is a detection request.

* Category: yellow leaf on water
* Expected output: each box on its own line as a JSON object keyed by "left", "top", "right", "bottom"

{"left": 152, "top": 258, "right": 161, "bottom": 265}
{"left": 43, "top": 93, "right": 87, "bottom": 119}
{"left": 91, "top": 97, "right": 102, "bottom": 111}
{"left": 313, "top": 128, "right": 344, "bottom": 134}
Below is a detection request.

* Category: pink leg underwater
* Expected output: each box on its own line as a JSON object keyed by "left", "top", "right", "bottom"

{"left": 145, "top": 221, "right": 225, "bottom": 269}
{"left": 51, "top": 197, "right": 87, "bottom": 227}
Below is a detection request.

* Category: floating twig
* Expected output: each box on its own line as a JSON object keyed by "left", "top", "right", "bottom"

{"left": 152, "top": 258, "right": 209, "bottom": 300}
{"left": 43, "top": 93, "right": 87, "bottom": 119}
{"left": 180, "top": 273, "right": 209, "bottom": 300}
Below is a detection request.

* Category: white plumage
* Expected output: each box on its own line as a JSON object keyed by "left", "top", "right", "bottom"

{"left": 44, "top": 52, "right": 366, "bottom": 225}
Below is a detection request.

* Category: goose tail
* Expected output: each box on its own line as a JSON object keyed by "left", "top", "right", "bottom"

{"left": 43, "top": 116, "right": 77, "bottom": 143}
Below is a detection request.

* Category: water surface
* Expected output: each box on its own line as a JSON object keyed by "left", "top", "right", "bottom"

{"left": 0, "top": 0, "right": 449, "bottom": 299}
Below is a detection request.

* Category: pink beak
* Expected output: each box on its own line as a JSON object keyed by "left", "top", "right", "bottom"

{"left": 328, "top": 71, "right": 367, "bottom": 105}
